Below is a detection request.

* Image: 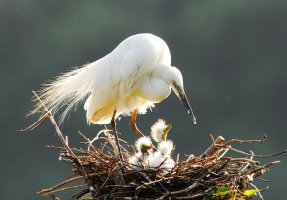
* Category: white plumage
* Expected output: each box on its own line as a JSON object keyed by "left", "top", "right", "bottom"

{"left": 150, "top": 119, "right": 172, "bottom": 143}
{"left": 157, "top": 140, "right": 174, "bottom": 157}
{"left": 134, "top": 136, "right": 152, "bottom": 153}
{"left": 129, "top": 152, "right": 146, "bottom": 170}
{"left": 32, "top": 33, "right": 196, "bottom": 126}
{"left": 129, "top": 137, "right": 152, "bottom": 170}
{"left": 149, "top": 140, "right": 175, "bottom": 175}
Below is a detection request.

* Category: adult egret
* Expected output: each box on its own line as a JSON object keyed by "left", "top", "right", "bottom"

{"left": 31, "top": 33, "right": 196, "bottom": 160}
{"left": 150, "top": 119, "right": 172, "bottom": 143}
{"left": 149, "top": 140, "right": 175, "bottom": 176}
{"left": 129, "top": 136, "right": 152, "bottom": 170}
{"left": 32, "top": 33, "right": 196, "bottom": 133}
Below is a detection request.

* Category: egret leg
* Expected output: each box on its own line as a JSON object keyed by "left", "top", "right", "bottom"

{"left": 130, "top": 109, "right": 145, "bottom": 137}
{"left": 111, "top": 109, "right": 124, "bottom": 161}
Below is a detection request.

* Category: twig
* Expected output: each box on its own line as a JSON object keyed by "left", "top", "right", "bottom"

{"left": 250, "top": 161, "right": 281, "bottom": 178}
{"left": 40, "top": 184, "right": 86, "bottom": 196}
{"left": 222, "top": 134, "right": 267, "bottom": 147}
{"left": 230, "top": 147, "right": 287, "bottom": 158}
{"left": 94, "top": 167, "right": 117, "bottom": 196}
{"left": 31, "top": 91, "right": 75, "bottom": 157}
{"left": 37, "top": 176, "right": 83, "bottom": 195}
{"left": 170, "top": 182, "right": 199, "bottom": 195}
{"left": 200, "top": 136, "right": 225, "bottom": 158}
{"left": 240, "top": 151, "right": 254, "bottom": 172}
{"left": 37, "top": 170, "right": 112, "bottom": 196}
{"left": 250, "top": 182, "right": 264, "bottom": 200}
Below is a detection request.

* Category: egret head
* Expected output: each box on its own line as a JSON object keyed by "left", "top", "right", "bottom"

{"left": 135, "top": 136, "right": 152, "bottom": 154}
{"left": 151, "top": 119, "right": 172, "bottom": 143}
{"left": 169, "top": 67, "right": 197, "bottom": 124}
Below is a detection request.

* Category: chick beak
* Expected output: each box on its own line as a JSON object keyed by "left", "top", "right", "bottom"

{"left": 142, "top": 144, "right": 153, "bottom": 154}
{"left": 162, "top": 124, "right": 172, "bottom": 141}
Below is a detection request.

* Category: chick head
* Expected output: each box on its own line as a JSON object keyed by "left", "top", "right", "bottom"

{"left": 151, "top": 119, "right": 172, "bottom": 143}
{"left": 135, "top": 136, "right": 152, "bottom": 153}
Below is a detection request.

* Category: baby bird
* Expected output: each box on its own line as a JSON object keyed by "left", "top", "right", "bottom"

{"left": 149, "top": 140, "right": 175, "bottom": 175}
{"left": 149, "top": 119, "right": 175, "bottom": 175}
{"left": 129, "top": 136, "right": 152, "bottom": 170}
{"left": 150, "top": 119, "right": 172, "bottom": 143}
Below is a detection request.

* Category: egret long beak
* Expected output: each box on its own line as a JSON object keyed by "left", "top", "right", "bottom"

{"left": 171, "top": 81, "right": 197, "bottom": 124}
{"left": 178, "top": 92, "right": 197, "bottom": 124}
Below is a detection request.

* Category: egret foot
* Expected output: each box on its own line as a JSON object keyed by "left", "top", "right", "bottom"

{"left": 130, "top": 109, "right": 145, "bottom": 137}
{"left": 111, "top": 109, "right": 124, "bottom": 162}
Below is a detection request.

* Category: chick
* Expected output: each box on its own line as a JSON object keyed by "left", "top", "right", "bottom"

{"left": 149, "top": 140, "right": 175, "bottom": 176}
{"left": 150, "top": 119, "right": 172, "bottom": 143}
{"left": 129, "top": 136, "right": 152, "bottom": 170}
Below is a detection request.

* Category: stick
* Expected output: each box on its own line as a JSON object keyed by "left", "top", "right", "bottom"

{"left": 200, "top": 136, "right": 225, "bottom": 158}
{"left": 31, "top": 91, "right": 75, "bottom": 157}
{"left": 37, "top": 176, "right": 83, "bottom": 195}
{"left": 40, "top": 184, "right": 86, "bottom": 196}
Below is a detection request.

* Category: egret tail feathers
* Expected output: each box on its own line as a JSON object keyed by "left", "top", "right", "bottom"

{"left": 30, "top": 65, "right": 95, "bottom": 124}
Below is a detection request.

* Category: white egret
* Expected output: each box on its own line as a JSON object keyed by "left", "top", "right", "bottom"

{"left": 150, "top": 119, "right": 172, "bottom": 143}
{"left": 149, "top": 140, "right": 175, "bottom": 176}
{"left": 32, "top": 33, "right": 196, "bottom": 132}
{"left": 31, "top": 33, "right": 196, "bottom": 161}
{"left": 129, "top": 136, "right": 152, "bottom": 170}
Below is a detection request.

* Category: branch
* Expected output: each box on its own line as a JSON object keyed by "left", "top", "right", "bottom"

{"left": 200, "top": 135, "right": 225, "bottom": 158}
{"left": 31, "top": 91, "right": 75, "bottom": 157}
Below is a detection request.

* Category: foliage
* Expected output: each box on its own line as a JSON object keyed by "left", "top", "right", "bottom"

{"left": 203, "top": 187, "right": 257, "bottom": 200}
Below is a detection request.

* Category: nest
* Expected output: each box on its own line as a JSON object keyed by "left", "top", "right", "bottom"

{"left": 25, "top": 91, "right": 286, "bottom": 200}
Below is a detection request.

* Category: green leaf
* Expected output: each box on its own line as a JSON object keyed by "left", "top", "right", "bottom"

{"left": 213, "top": 186, "right": 231, "bottom": 196}
{"left": 243, "top": 189, "right": 257, "bottom": 197}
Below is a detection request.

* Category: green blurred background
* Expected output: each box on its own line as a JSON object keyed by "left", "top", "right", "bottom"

{"left": 1, "top": 0, "right": 287, "bottom": 199}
